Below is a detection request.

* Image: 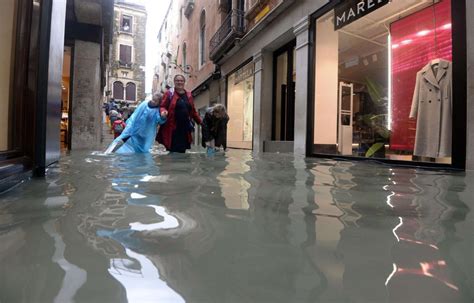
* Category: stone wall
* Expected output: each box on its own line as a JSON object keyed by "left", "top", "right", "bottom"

{"left": 71, "top": 41, "right": 102, "bottom": 150}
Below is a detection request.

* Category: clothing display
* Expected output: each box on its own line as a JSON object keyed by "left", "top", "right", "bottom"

{"left": 409, "top": 59, "right": 452, "bottom": 158}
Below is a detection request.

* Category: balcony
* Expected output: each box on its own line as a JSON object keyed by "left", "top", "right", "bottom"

{"left": 209, "top": 9, "right": 245, "bottom": 62}
{"left": 118, "top": 60, "right": 133, "bottom": 69}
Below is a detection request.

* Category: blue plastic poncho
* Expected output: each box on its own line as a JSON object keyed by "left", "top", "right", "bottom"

{"left": 108, "top": 101, "right": 166, "bottom": 154}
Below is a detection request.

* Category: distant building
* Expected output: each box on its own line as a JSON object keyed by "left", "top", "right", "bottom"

{"left": 156, "top": 0, "right": 224, "bottom": 146}
{"left": 108, "top": 1, "right": 147, "bottom": 104}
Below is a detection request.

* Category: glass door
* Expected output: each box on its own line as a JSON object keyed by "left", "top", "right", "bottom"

{"left": 273, "top": 41, "right": 296, "bottom": 141}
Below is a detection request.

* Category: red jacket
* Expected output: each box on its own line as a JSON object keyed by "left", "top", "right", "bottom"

{"left": 157, "top": 90, "right": 202, "bottom": 150}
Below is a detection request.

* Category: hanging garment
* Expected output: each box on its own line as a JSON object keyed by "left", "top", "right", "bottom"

{"left": 409, "top": 59, "right": 452, "bottom": 158}
{"left": 106, "top": 101, "right": 166, "bottom": 154}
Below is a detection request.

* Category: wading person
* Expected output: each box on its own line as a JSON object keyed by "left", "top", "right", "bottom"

{"left": 201, "top": 104, "right": 229, "bottom": 154}
{"left": 105, "top": 93, "right": 168, "bottom": 154}
{"left": 157, "top": 75, "right": 202, "bottom": 153}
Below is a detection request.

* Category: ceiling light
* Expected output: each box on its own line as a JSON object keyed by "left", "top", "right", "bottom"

{"left": 416, "top": 30, "right": 430, "bottom": 37}
{"left": 401, "top": 39, "right": 412, "bottom": 45}
{"left": 441, "top": 23, "right": 452, "bottom": 30}
{"left": 392, "top": 44, "right": 399, "bottom": 49}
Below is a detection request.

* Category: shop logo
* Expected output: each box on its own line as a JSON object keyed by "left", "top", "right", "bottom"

{"left": 334, "top": 0, "right": 389, "bottom": 30}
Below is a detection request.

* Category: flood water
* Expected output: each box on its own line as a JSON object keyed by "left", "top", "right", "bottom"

{"left": 0, "top": 150, "right": 473, "bottom": 303}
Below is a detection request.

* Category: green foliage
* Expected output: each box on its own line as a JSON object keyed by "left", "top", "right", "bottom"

{"left": 365, "top": 142, "right": 385, "bottom": 158}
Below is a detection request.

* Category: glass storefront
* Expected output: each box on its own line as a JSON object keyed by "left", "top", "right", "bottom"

{"left": 227, "top": 61, "right": 254, "bottom": 149}
{"left": 273, "top": 42, "right": 296, "bottom": 141}
{"left": 0, "top": 0, "right": 18, "bottom": 151}
{"left": 313, "top": 0, "right": 453, "bottom": 164}
{"left": 61, "top": 47, "right": 72, "bottom": 150}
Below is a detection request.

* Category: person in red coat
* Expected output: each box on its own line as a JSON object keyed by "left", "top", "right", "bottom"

{"left": 157, "top": 74, "right": 202, "bottom": 153}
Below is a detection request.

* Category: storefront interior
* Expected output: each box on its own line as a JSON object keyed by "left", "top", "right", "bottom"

{"left": 313, "top": 0, "right": 453, "bottom": 164}
{"left": 61, "top": 47, "right": 72, "bottom": 150}
{"left": 273, "top": 41, "right": 296, "bottom": 142}
{"left": 227, "top": 62, "right": 254, "bottom": 150}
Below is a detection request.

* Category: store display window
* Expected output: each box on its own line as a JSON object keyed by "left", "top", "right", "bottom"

{"left": 313, "top": 0, "right": 453, "bottom": 164}
{"left": 226, "top": 61, "right": 254, "bottom": 149}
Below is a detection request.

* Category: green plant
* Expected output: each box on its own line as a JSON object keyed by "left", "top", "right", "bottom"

{"left": 362, "top": 77, "right": 390, "bottom": 158}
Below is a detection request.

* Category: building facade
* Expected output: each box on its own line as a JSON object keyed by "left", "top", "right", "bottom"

{"left": 0, "top": 0, "right": 114, "bottom": 192}
{"left": 108, "top": 1, "right": 147, "bottom": 105}
{"left": 154, "top": 0, "right": 472, "bottom": 169}
{"left": 209, "top": 0, "right": 472, "bottom": 169}
{"left": 156, "top": 0, "right": 226, "bottom": 146}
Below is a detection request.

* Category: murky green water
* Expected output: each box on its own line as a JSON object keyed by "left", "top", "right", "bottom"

{"left": 0, "top": 150, "right": 472, "bottom": 303}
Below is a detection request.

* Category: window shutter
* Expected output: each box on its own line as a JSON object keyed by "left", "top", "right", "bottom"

{"left": 120, "top": 45, "right": 132, "bottom": 64}
{"left": 125, "top": 82, "right": 136, "bottom": 101}
{"left": 113, "top": 82, "right": 124, "bottom": 100}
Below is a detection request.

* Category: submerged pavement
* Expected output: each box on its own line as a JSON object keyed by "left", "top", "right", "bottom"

{"left": 0, "top": 150, "right": 473, "bottom": 303}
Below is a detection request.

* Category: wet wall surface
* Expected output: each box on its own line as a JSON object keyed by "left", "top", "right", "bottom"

{"left": 0, "top": 150, "right": 473, "bottom": 303}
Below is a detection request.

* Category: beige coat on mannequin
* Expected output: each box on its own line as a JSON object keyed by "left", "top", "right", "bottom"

{"left": 410, "top": 59, "right": 452, "bottom": 158}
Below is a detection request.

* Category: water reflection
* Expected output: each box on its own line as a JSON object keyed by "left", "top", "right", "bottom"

{"left": 0, "top": 150, "right": 472, "bottom": 302}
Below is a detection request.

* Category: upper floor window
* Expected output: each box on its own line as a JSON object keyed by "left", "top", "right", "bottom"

{"left": 121, "top": 15, "right": 133, "bottom": 33}
{"left": 182, "top": 43, "right": 187, "bottom": 70}
{"left": 125, "top": 82, "right": 136, "bottom": 101}
{"left": 113, "top": 81, "right": 124, "bottom": 100}
{"left": 199, "top": 10, "right": 206, "bottom": 67}
{"left": 119, "top": 44, "right": 132, "bottom": 65}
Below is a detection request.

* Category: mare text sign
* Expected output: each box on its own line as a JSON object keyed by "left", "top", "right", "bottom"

{"left": 334, "top": 0, "right": 389, "bottom": 30}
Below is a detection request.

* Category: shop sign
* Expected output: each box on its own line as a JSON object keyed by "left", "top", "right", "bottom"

{"left": 234, "top": 63, "right": 254, "bottom": 85}
{"left": 334, "top": 0, "right": 389, "bottom": 30}
{"left": 255, "top": 5, "right": 270, "bottom": 24}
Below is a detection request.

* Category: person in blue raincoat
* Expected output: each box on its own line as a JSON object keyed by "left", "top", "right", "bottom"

{"left": 106, "top": 92, "right": 168, "bottom": 154}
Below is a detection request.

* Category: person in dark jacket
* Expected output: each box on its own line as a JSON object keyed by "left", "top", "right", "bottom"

{"left": 201, "top": 104, "right": 229, "bottom": 153}
{"left": 157, "top": 75, "right": 202, "bottom": 153}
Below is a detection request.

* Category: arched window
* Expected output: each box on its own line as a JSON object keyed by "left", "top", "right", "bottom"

{"left": 113, "top": 81, "right": 124, "bottom": 100}
{"left": 125, "top": 82, "right": 136, "bottom": 101}
{"left": 199, "top": 10, "right": 206, "bottom": 66}
{"left": 182, "top": 43, "right": 187, "bottom": 70}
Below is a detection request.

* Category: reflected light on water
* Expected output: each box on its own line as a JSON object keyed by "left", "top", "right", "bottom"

{"left": 109, "top": 248, "right": 185, "bottom": 303}
{"left": 129, "top": 205, "right": 179, "bottom": 231}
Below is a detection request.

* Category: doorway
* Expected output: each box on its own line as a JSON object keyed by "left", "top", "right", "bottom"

{"left": 61, "top": 46, "right": 72, "bottom": 151}
{"left": 272, "top": 41, "right": 296, "bottom": 141}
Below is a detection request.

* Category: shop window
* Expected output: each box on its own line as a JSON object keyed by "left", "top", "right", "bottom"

{"left": 0, "top": 0, "right": 17, "bottom": 151}
{"left": 199, "top": 10, "right": 206, "bottom": 67}
{"left": 226, "top": 61, "right": 254, "bottom": 149}
{"left": 313, "top": 0, "right": 453, "bottom": 164}
{"left": 113, "top": 81, "right": 124, "bottom": 100}
{"left": 119, "top": 44, "right": 132, "bottom": 66}
{"left": 121, "top": 15, "right": 132, "bottom": 33}
{"left": 125, "top": 82, "right": 136, "bottom": 101}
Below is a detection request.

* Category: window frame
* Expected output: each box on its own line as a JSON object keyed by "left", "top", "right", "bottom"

{"left": 120, "top": 14, "right": 133, "bottom": 33}
{"left": 113, "top": 81, "right": 124, "bottom": 100}
{"left": 125, "top": 82, "right": 137, "bottom": 102}
{"left": 199, "top": 10, "right": 206, "bottom": 68}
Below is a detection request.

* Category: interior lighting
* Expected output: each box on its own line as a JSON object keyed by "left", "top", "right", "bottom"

{"left": 391, "top": 44, "right": 399, "bottom": 49}
{"left": 441, "top": 23, "right": 452, "bottom": 30}
{"left": 388, "top": 35, "right": 392, "bottom": 131}
{"left": 416, "top": 29, "right": 430, "bottom": 36}
{"left": 401, "top": 39, "right": 412, "bottom": 45}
